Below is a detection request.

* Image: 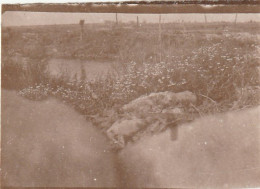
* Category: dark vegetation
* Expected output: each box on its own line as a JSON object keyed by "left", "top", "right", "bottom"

{"left": 2, "top": 22, "right": 260, "bottom": 116}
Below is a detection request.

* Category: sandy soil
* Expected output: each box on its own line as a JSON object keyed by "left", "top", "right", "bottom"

{"left": 1, "top": 90, "right": 119, "bottom": 187}
{"left": 2, "top": 89, "right": 260, "bottom": 188}
{"left": 118, "top": 105, "right": 260, "bottom": 188}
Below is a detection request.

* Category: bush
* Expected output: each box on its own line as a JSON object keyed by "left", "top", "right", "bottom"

{"left": 1, "top": 58, "right": 27, "bottom": 90}
{"left": 1, "top": 58, "right": 50, "bottom": 90}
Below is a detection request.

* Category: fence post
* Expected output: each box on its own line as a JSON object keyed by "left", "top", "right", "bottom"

{"left": 116, "top": 13, "right": 118, "bottom": 25}
{"left": 79, "top": 19, "right": 84, "bottom": 41}
{"left": 204, "top": 14, "right": 207, "bottom": 23}
{"left": 159, "top": 14, "right": 162, "bottom": 63}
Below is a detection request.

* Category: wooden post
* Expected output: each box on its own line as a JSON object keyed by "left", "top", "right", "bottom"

{"left": 79, "top": 19, "right": 84, "bottom": 41}
{"left": 159, "top": 14, "right": 162, "bottom": 63}
{"left": 137, "top": 16, "right": 139, "bottom": 27}
{"left": 204, "top": 14, "right": 207, "bottom": 23}
{"left": 235, "top": 13, "right": 238, "bottom": 25}
{"left": 116, "top": 13, "right": 118, "bottom": 25}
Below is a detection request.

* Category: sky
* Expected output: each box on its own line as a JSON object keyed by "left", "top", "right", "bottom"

{"left": 2, "top": 11, "right": 260, "bottom": 26}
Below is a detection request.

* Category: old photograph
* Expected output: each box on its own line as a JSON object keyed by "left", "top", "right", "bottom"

{"left": 1, "top": 2, "right": 260, "bottom": 188}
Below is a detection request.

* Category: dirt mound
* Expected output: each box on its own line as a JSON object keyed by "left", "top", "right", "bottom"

{"left": 3, "top": 89, "right": 259, "bottom": 188}
{"left": 118, "top": 106, "right": 260, "bottom": 188}
{"left": 1, "top": 90, "right": 118, "bottom": 187}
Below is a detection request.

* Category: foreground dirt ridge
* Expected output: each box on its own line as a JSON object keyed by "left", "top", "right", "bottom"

{"left": 2, "top": 90, "right": 260, "bottom": 188}
{"left": 118, "top": 105, "right": 260, "bottom": 188}
{"left": 1, "top": 90, "right": 119, "bottom": 187}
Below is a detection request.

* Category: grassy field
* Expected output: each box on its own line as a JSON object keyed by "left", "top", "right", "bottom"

{"left": 2, "top": 22, "right": 260, "bottom": 62}
{"left": 2, "top": 21, "right": 260, "bottom": 124}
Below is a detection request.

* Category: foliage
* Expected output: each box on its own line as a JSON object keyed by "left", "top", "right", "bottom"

{"left": 2, "top": 25, "right": 259, "bottom": 117}
{"left": 19, "top": 84, "right": 51, "bottom": 101}
{"left": 2, "top": 35, "right": 50, "bottom": 90}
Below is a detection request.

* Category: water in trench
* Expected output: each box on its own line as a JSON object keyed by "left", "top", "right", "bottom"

{"left": 47, "top": 58, "right": 117, "bottom": 81}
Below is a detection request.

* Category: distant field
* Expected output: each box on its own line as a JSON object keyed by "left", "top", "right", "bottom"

{"left": 2, "top": 22, "right": 259, "bottom": 80}
{"left": 3, "top": 22, "right": 260, "bottom": 63}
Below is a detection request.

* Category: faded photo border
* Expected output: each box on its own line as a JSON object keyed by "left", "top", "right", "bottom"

{"left": 1, "top": 1, "right": 260, "bottom": 14}
{"left": 1, "top": 1, "right": 260, "bottom": 189}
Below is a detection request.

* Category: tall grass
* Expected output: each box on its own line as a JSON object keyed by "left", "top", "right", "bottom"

{"left": 1, "top": 58, "right": 50, "bottom": 90}
{"left": 2, "top": 27, "right": 259, "bottom": 116}
{"left": 2, "top": 33, "right": 50, "bottom": 90}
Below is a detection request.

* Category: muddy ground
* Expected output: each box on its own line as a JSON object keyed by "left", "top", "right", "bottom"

{"left": 1, "top": 90, "right": 260, "bottom": 188}
{"left": 1, "top": 90, "right": 119, "bottom": 187}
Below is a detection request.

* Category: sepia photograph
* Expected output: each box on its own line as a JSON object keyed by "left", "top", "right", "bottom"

{"left": 1, "top": 2, "right": 260, "bottom": 188}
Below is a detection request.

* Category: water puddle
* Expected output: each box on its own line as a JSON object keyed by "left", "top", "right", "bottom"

{"left": 47, "top": 58, "right": 116, "bottom": 81}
